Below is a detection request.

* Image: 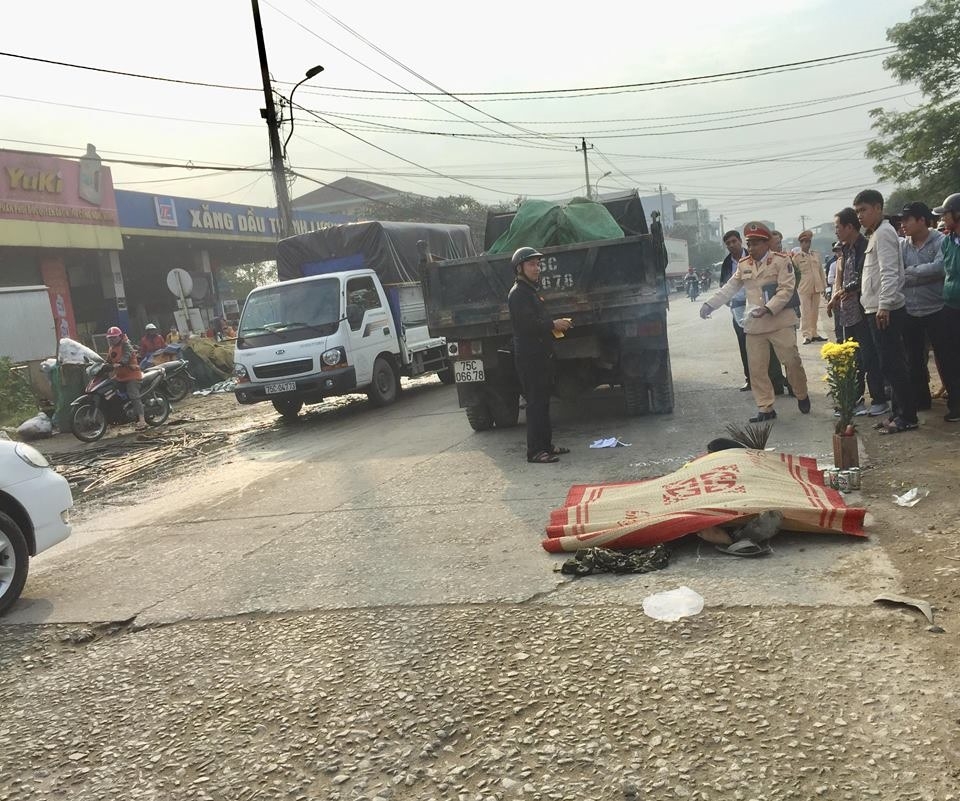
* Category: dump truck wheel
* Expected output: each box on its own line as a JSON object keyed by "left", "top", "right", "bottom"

{"left": 368, "top": 357, "right": 400, "bottom": 407}
{"left": 624, "top": 380, "right": 650, "bottom": 416}
{"left": 489, "top": 390, "right": 520, "bottom": 428}
{"left": 651, "top": 360, "right": 674, "bottom": 414}
{"left": 465, "top": 403, "right": 494, "bottom": 431}
{"left": 272, "top": 399, "right": 303, "bottom": 418}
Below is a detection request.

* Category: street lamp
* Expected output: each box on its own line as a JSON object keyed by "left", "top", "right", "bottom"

{"left": 594, "top": 171, "right": 612, "bottom": 199}
{"left": 283, "top": 64, "right": 325, "bottom": 159}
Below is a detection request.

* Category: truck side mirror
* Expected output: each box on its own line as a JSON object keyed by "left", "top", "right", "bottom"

{"left": 346, "top": 304, "right": 363, "bottom": 330}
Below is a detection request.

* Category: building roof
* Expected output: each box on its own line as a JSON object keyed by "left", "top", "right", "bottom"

{"left": 293, "top": 176, "right": 418, "bottom": 212}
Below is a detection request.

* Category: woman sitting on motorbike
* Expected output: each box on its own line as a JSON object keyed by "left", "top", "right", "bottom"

{"left": 106, "top": 326, "right": 147, "bottom": 431}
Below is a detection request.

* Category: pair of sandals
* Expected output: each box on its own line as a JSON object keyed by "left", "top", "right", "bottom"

{"left": 875, "top": 416, "right": 918, "bottom": 435}
{"left": 528, "top": 446, "right": 570, "bottom": 464}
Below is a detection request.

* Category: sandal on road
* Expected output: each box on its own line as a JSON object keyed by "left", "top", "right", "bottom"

{"left": 878, "top": 417, "right": 918, "bottom": 435}
{"left": 715, "top": 539, "right": 772, "bottom": 557}
{"left": 528, "top": 451, "right": 559, "bottom": 464}
{"left": 551, "top": 446, "right": 571, "bottom": 455}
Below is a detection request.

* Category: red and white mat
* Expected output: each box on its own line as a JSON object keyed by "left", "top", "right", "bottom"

{"left": 543, "top": 450, "right": 866, "bottom": 553}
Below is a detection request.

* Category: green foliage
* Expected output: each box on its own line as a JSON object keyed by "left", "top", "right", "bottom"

{"left": 868, "top": 0, "right": 960, "bottom": 200}
{"left": 218, "top": 262, "right": 277, "bottom": 306}
{"left": 0, "top": 358, "right": 38, "bottom": 428}
{"left": 690, "top": 241, "right": 726, "bottom": 269}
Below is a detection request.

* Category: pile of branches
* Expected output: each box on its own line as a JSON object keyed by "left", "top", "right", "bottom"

{"left": 51, "top": 431, "right": 228, "bottom": 496}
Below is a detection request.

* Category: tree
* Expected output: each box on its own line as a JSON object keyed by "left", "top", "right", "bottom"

{"left": 866, "top": 0, "right": 960, "bottom": 205}
{"left": 689, "top": 241, "right": 726, "bottom": 269}
{"left": 218, "top": 261, "right": 276, "bottom": 304}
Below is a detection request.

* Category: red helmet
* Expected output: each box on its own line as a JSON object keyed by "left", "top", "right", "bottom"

{"left": 106, "top": 326, "right": 123, "bottom": 342}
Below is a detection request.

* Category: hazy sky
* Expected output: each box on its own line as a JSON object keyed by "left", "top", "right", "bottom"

{"left": 1, "top": 0, "right": 922, "bottom": 235}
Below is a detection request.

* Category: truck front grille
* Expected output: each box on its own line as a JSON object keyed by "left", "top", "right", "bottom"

{"left": 253, "top": 359, "right": 313, "bottom": 379}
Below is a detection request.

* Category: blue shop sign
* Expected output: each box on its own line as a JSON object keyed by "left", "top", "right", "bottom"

{"left": 116, "top": 190, "right": 351, "bottom": 238}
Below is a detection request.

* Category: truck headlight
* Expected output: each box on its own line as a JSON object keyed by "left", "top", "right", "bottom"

{"left": 322, "top": 347, "right": 344, "bottom": 367}
{"left": 15, "top": 443, "right": 49, "bottom": 469}
{"left": 234, "top": 364, "right": 249, "bottom": 378}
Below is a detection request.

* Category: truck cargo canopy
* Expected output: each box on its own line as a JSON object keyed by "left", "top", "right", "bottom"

{"left": 277, "top": 220, "right": 476, "bottom": 284}
{"left": 487, "top": 198, "right": 629, "bottom": 254}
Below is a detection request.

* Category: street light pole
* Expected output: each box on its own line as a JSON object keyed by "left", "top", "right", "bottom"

{"left": 250, "top": 0, "right": 295, "bottom": 240}
{"left": 594, "top": 171, "right": 612, "bottom": 199}
{"left": 283, "top": 65, "right": 325, "bottom": 159}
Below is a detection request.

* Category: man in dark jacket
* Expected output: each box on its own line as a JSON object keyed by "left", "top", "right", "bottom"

{"left": 720, "top": 230, "right": 786, "bottom": 393}
{"left": 508, "top": 247, "right": 572, "bottom": 464}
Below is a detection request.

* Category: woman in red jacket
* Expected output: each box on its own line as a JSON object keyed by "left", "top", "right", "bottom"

{"left": 106, "top": 326, "right": 147, "bottom": 430}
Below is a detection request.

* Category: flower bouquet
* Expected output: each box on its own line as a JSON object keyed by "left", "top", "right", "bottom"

{"left": 821, "top": 340, "right": 860, "bottom": 468}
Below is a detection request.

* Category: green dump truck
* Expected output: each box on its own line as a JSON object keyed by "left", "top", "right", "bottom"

{"left": 420, "top": 192, "right": 674, "bottom": 431}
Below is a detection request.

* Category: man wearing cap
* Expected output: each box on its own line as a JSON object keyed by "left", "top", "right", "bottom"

{"left": 931, "top": 192, "right": 960, "bottom": 422}
{"left": 898, "top": 201, "right": 957, "bottom": 417}
{"left": 793, "top": 230, "right": 827, "bottom": 343}
{"left": 700, "top": 222, "right": 810, "bottom": 422}
{"left": 507, "top": 247, "right": 572, "bottom": 463}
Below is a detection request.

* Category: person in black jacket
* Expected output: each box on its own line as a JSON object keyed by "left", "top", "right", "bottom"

{"left": 508, "top": 247, "right": 572, "bottom": 464}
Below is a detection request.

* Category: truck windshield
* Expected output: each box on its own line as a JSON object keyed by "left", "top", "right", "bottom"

{"left": 238, "top": 278, "right": 341, "bottom": 348}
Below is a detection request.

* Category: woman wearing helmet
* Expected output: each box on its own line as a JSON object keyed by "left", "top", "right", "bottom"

{"left": 106, "top": 326, "right": 147, "bottom": 431}
{"left": 507, "top": 247, "right": 572, "bottom": 464}
{"left": 139, "top": 323, "right": 166, "bottom": 360}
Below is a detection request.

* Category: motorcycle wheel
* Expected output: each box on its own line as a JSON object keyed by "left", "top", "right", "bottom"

{"left": 144, "top": 393, "right": 171, "bottom": 426}
{"left": 70, "top": 404, "right": 108, "bottom": 443}
{"left": 164, "top": 373, "right": 192, "bottom": 402}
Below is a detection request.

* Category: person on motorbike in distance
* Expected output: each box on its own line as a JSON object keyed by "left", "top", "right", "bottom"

{"left": 106, "top": 326, "right": 147, "bottom": 431}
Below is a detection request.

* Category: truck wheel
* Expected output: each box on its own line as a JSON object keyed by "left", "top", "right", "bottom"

{"left": 437, "top": 366, "right": 455, "bottom": 385}
{"left": 465, "top": 403, "right": 494, "bottom": 431}
{"left": 368, "top": 357, "right": 399, "bottom": 407}
{"left": 489, "top": 390, "right": 519, "bottom": 428}
{"left": 651, "top": 360, "right": 675, "bottom": 415}
{"left": 272, "top": 399, "right": 303, "bottom": 418}
{"left": 0, "top": 511, "right": 29, "bottom": 617}
{"left": 624, "top": 380, "right": 651, "bottom": 416}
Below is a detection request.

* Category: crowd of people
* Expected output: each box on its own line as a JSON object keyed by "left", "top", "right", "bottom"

{"left": 702, "top": 190, "right": 960, "bottom": 430}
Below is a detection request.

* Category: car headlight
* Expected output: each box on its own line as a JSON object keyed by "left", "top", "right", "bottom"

{"left": 15, "top": 443, "right": 49, "bottom": 469}
{"left": 234, "top": 363, "right": 249, "bottom": 378}
{"left": 322, "top": 348, "right": 343, "bottom": 367}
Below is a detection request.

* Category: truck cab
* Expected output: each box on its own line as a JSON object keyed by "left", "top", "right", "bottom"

{"left": 234, "top": 269, "right": 445, "bottom": 417}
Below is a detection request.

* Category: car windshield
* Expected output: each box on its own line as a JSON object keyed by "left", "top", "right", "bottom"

{"left": 238, "top": 278, "right": 341, "bottom": 348}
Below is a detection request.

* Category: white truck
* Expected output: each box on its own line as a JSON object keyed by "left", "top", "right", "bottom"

{"left": 233, "top": 221, "right": 475, "bottom": 418}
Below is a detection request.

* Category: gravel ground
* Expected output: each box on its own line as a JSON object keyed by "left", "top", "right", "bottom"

{"left": 2, "top": 605, "right": 958, "bottom": 801}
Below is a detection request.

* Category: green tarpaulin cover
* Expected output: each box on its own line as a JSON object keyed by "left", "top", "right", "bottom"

{"left": 487, "top": 198, "right": 625, "bottom": 254}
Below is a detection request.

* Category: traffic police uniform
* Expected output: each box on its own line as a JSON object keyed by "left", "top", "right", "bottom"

{"left": 703, "top": 222, "right": 810, "bottom": 417}
{"left": 793, "top": 229, "right": 827, "bottom": 341}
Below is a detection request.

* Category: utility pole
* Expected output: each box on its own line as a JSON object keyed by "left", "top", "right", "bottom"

{"left": 251, "top": 0, "right": 294, "bottom": 239}
{"left": 719, "top": 214, "right": 725, "bottom": 236}
{"left": 800, "top": 214, "right": 809, "bottom": 231}
{"left": 577, "top": 138, "right": 593, "bottom": 199}
{"left": 658, "top": 184, "right": 665, "bottom": 219}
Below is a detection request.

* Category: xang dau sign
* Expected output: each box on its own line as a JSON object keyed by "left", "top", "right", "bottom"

{"left": 188, "top": 204, "right": 332, "bottom": 236}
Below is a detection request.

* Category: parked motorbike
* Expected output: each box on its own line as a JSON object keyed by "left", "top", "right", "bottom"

{"left": 69, "top": 361, "right": 171, "bottom": 442}
{"left": 148, "top": 359, "right": 195, "bottom": 402}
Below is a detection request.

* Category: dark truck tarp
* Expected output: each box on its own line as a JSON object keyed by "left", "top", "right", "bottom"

{"left": 485, "top": 191, "right": 648, "bottom": 251}
{"left": 276, "top": 221, "right": 476, "bottom": 284}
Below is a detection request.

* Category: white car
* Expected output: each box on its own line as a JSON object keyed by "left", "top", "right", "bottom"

{"left": 0, "top": 440, "right": 73, "bottom": 616}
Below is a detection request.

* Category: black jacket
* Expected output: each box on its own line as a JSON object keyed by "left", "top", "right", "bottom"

{"left": 720, "top": 249, "right": 745, "bottom": 285}
{"left": 508, "top": 278, "right": 554, "bottom": 361}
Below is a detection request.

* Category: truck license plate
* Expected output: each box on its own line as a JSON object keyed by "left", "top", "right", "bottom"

{"left": 453, "top": 360, "right": 484, "bottom": 383}
{"left": 264, "top": 381, "right": 296, "bottom": 395}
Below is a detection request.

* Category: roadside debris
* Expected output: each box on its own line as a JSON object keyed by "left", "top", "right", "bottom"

{"left": 893, "top": 487, "right": 929, "bottom": 507}
{"left": 873, "top": 593, "right": 935, "bottom": 625}
{"left": 558, "top": 544, "right": 669, "bottom": 577}
{"left": 50, "top": 431, "right": 228, "bottom": 495}
{"left": 642, "top": 586, "right": 704, "bottom": 621}
{"left": 17, "top": 412, "right": 54, "bottom": 440}
{"left": 193, "top": 378, "right": 238, "bottom": 396}
{"left": 590, "top": 437, "right": 631, "bottom": 448}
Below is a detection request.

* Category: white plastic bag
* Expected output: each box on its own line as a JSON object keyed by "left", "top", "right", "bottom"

{"left": 642, "top": 586, "right": 705, "bottom": 622}
{"left": 58, "top": 337, "right": 102, "bottom": 365}
{"left": 16, "top": 413, "right": 53, "bottom": 440}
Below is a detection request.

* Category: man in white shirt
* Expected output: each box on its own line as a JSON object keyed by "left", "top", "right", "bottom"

{"left": 853, "top": 189, "right": 918, "bottom": 434}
